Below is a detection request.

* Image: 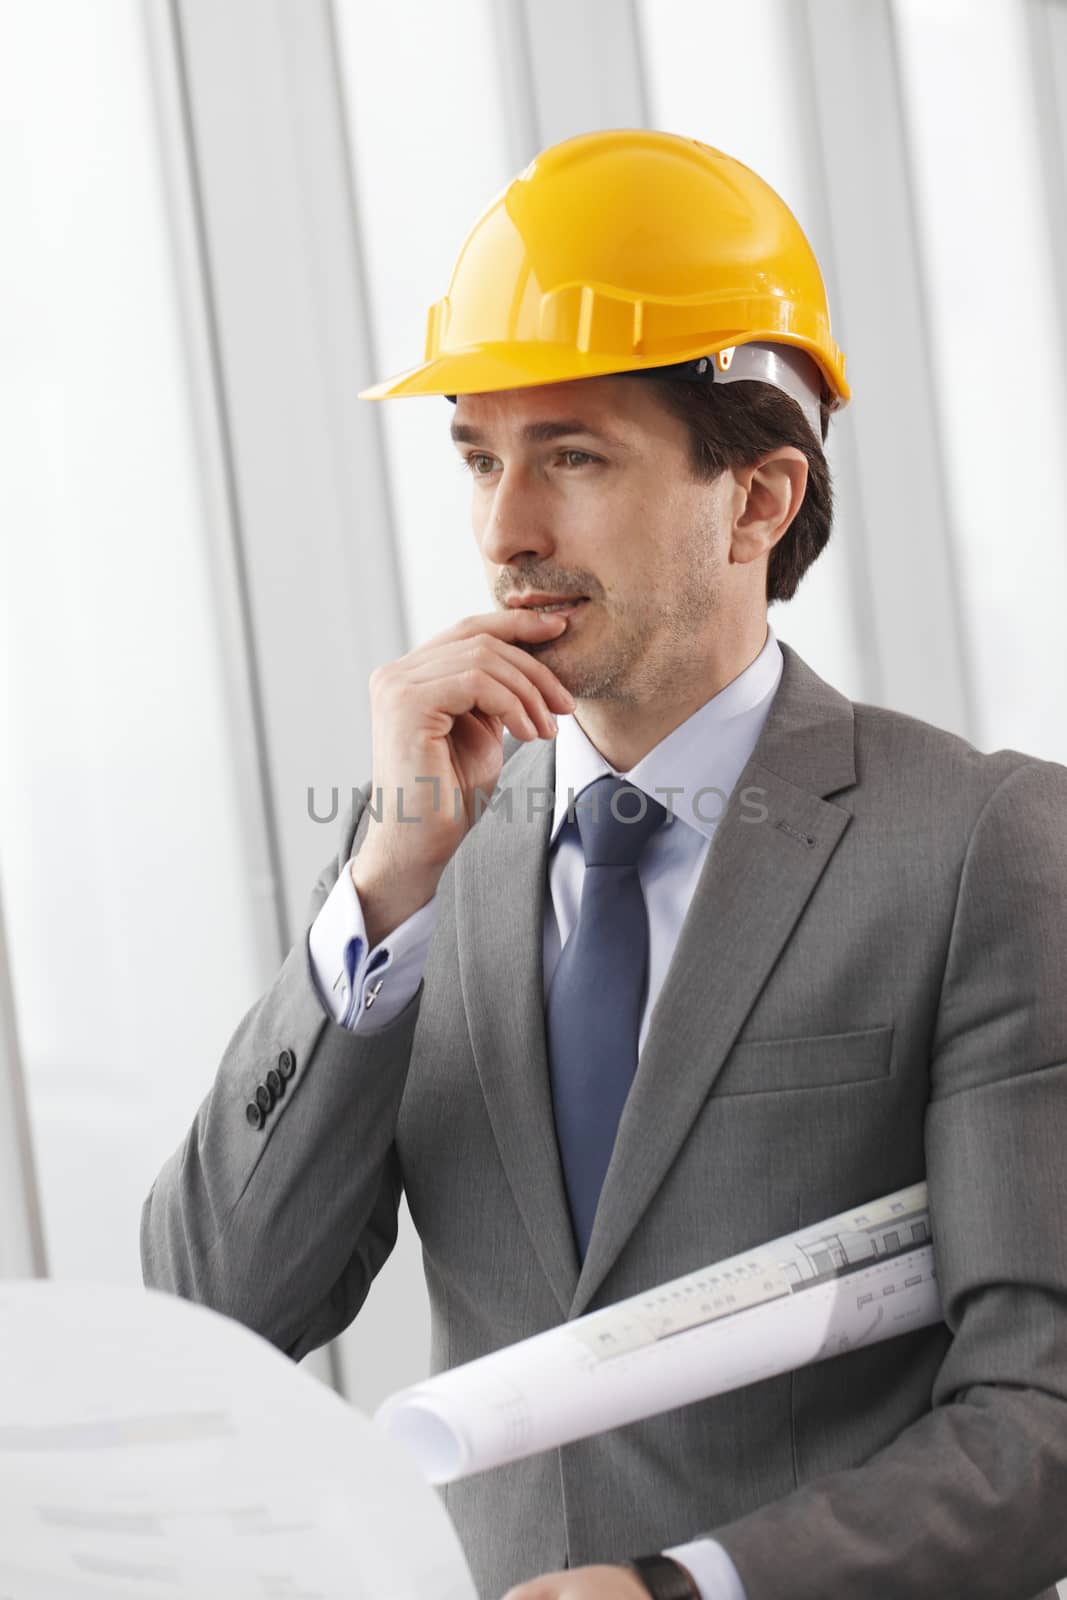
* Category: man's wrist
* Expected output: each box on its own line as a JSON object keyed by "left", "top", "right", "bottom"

{"left": 624, "top": 1554, "right": 700, "bottom": 1599}
{"left": 349, "top": 853, "right": 442, "bottom": 950}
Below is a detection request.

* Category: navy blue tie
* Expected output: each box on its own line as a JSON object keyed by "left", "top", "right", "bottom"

{"left": 546, "top": 774, "right": 669, "bottom": 1261}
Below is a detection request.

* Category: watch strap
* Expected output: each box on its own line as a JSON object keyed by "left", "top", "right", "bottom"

{"left": 624, "top": 1553, "right": 701, "bottom": 1599}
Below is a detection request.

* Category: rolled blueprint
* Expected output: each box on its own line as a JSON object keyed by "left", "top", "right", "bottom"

{"left": 375, "top": 1181, "right": 940, "bottom": 1484}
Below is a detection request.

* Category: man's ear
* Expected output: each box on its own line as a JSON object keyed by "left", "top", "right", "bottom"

{"left": 729, "top": 448, "right": 808, "bottom": 564}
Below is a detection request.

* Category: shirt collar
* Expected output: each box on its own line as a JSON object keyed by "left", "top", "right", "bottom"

{"left": 549, "top": 622, "right": 784, "bottom": 847}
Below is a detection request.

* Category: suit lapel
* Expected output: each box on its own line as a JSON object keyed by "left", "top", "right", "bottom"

{"left": 456, "top": 641, "right": 858, "bottom": 1324}
{"left": 456, "top": 736, "right": 580, "bottom": 1318}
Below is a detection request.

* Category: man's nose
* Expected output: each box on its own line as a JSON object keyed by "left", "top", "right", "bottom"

{"left": 478, "top": 465, "right": 556, "bottom": 566}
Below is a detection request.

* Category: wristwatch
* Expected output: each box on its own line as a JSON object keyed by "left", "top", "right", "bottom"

{"left": 624, "top": 1553, "right": 700, "bottom": 1599}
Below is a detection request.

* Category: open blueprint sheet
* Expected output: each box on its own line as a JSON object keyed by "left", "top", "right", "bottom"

{"left": 376, "top": 1182, "right": 940, "bottom": 1483}
{"left": 0, "top": 1281, "right": 477, "bottom": 1600}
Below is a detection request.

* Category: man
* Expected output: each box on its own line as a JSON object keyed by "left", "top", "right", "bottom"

{"left": 141, "top": 130, "right": 1067, "bottom": 1599}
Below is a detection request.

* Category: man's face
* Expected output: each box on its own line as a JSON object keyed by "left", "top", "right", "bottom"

{"left": 450, "top": 375, "right": 739, "bottom": 704}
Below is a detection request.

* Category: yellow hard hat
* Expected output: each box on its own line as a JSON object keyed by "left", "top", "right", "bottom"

{"left": 358, "top": 128, "right": 850, "bottom": 429}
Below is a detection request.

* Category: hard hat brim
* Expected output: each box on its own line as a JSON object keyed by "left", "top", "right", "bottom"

{"left": 358, "top": 343, "right": 680, "bottom": 400}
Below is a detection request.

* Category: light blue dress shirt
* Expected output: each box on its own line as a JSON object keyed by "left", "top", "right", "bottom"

{"left": 307, "top": 622, "right": 785, "bottom": 1600}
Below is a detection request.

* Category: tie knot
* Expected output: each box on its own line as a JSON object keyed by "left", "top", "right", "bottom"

{"left": 571, "top": 775, "right": 668, "bottom": 867}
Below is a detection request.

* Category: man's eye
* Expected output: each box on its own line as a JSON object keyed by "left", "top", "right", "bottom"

{"left": 459, "top": 450, "right": 597, "bottom": 476}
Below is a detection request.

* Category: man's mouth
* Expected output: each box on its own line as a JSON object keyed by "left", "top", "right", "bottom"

{"left": 507, "top": 595, "right": 590, "bottom": 615}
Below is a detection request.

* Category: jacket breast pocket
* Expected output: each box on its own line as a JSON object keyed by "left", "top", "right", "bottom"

{"left": 714, "top": 1022, "right": 895, "bottom": 1095}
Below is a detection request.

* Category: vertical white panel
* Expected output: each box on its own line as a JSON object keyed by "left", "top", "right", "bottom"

{"left": 894, "top": 0, "right": 1067, "bottom": 762}
{"left": 0, "top": 874, "right": 47, "bottom": 1278}
{"left": 169, "top": 0, "right": 407, "bottom": 929}
{"left": 334, "top": 0, "right": 514, "bottom": 644}
{"left": 0, "top": 0, "right": 263, "bottom": 1282}
{"left": 514, "top": 0, "right": 649, "bottom": 150}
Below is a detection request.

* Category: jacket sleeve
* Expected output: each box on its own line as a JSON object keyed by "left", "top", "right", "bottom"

{"left": 704, "top": 756, "right": 1067, "bottom": 1600}
{"left": 140, "top": 781, "right": 424, "bottom": 1363}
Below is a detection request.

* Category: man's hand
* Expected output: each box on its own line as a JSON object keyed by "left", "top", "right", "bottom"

{"left": 350, "top": 605, "right": 576, "bottom": 945}
{"left": 501, "top": 1564, "right": 650, "bottom": 1600}
{"left": 363, "top": 606, "right": 574, "bottom": 867}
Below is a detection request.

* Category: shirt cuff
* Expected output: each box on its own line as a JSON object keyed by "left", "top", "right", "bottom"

{"left": 661, "top": 1540, "right": 748, "bottom": 1600}
{"left": 307, "top": 858, "right": 438, "bottom": 1031}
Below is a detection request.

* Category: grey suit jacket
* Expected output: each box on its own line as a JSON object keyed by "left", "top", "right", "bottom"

{"left": 141, "top": 640, "right": 1067, "bottom": 1600}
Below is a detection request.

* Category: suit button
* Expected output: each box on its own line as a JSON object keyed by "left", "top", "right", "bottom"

{"left": 246, "top": 1101, "right": 264, "bottom": 1130}
{"left": 278, "top": 1048, "right": 296, "bottom": 1080}
{"left": 255, "top": 1083, "right": 273, "bottom": 1114}
{"left": 266, "top": 1067, "right": 284, "bottom": 1098}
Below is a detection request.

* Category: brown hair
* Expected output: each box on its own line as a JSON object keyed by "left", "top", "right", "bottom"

{"left": 638, "top": 377, "right": 835, "bottom": 605}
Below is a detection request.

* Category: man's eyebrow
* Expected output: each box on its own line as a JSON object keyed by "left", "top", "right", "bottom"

{"left": 449, "top": 419, "right": 629, "bottom": 448}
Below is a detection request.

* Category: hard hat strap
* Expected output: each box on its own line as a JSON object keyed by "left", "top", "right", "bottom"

{"left": 622, "top": 342, "right": 826, "bottom": 440}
